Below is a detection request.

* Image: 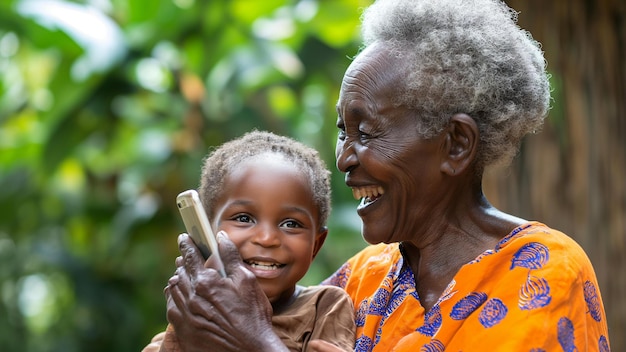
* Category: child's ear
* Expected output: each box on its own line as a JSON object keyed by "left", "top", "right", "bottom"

{"left": 312, "top": 227, "right": 328, "bottom": 260}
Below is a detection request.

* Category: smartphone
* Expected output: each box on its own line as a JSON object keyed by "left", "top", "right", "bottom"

{"left": 176, "top": 189, "right": 226, "bottom": 277}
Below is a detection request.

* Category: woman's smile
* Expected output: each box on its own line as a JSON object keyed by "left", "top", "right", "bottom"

{"left": 352, "top": 185, "right": 385, "bottom": 213}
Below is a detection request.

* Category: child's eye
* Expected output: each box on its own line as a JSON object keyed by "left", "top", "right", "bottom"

{"left": 280, "top": 219, "right": 303, "bottom": 229}
{"left": 234, "top": 214, "right": 254, "bottom": 223}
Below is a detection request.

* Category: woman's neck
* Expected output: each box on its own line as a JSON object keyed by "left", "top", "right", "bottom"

{"left": 400, "top": 193, "right": 526, "bottom": 312}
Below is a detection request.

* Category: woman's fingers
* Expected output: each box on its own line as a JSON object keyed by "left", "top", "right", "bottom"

{"left": 215, "top": 231, "right": 245, "bottom": 277}
{"left": 165, "top": 280, "right": 185, "bottom": 326}
{"left": 178, "top": 233, "right": 206, "bottom": 279}
{"left": 164, "top": 231, "right": 280, "bottom": 351}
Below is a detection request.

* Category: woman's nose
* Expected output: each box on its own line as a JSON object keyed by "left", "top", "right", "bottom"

{"left": 336, "top": 139, "right": 358, "bottom": 173}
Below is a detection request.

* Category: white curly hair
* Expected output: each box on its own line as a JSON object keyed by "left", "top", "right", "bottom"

{"left": 360, "top": 0, "right": 551, "bottom": 170}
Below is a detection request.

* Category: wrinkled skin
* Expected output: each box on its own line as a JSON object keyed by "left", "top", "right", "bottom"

{"left": 165, "top": 233, "right": 289, "bottom": 352}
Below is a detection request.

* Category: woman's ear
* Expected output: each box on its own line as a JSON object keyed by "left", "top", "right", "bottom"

{"left": 441, "top": 113, "right": 479, "bottom": 176}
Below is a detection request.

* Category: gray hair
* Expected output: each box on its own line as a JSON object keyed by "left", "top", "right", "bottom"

{"left": 361, "top": 0, "right": 551, "bottom": 170}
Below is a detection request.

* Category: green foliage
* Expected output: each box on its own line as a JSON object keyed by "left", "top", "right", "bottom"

{"left": 0, "top": 0, "right": 372, "bottom": 350}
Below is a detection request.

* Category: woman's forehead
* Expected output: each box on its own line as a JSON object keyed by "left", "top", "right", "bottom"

{"left": 343, "top": 47, "right": 408, "bottom": 91}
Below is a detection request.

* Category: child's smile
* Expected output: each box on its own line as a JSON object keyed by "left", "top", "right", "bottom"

{"left": 212, "top": 154, "right": 327, "bottom": 305}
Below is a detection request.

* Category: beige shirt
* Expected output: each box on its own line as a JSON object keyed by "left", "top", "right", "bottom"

{"left": 143, "top": 285, "right": 355, "bottom": 352}
{"left": 272, "top": 285, "right": 355, "bottom": 351}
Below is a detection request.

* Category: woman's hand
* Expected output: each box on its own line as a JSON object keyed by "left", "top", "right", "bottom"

{"left": 164, "top": 232, "right": 287, "bottom": 352}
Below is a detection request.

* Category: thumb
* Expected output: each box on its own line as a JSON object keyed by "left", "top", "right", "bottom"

{"left": 216, "top": 230, "right": 244, "bottom": 276}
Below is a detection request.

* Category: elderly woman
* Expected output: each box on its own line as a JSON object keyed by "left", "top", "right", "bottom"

{"left": 162, "top": 0, "right": 610, "bottom": 351}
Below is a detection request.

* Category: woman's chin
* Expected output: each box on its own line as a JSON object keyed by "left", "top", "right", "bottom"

{"left": 361, "top": 223, "right": 393, "bottom": 244}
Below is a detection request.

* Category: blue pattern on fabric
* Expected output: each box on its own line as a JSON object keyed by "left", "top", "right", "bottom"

{"left": 417, "top": 305, "right": 442, "bottom": 337}
{"left": 495, "top": 223, "right": 532, "bottom": 251}
{"left": 510, "top": 242, "right": 550, "bottom": 270}
{"left": 321, "top": 262, "right": 351, "bottom": 288}
{"left": 420, "top": 339, "right": 445, "bottom": 352}
{"left": 374, "top": 326, "right": 382, "bottom": 346}
{"left": 355, "top": 299, "right": 368, "bottom": 327}
{"left": 354, "top": 335, "right": 374, "bottom": 352}
{"left": 436, "top": 280, "right": 457, "bottom": 304}
{"left": 519, "top": 275, "right": 552, "bottom": 310}
{"left": 368, "top": 287, "right": 391, "bottom": 316}
{"left": 478, "top": 298, "right": 508, "bottom": 328}
{"left": 467, "top": 249, "right": 495, "bottom": 264}
{"left": 369, "top": 256, "right": 418, "bottom": 347}
{"left": 583, "top": 280, "right": 602, "bottom": 322}
{"left": 386, "top": 261, "right": 415, "bottom": 317}
{"left": 450, "top": 292, "right": 488, "bottom": 320}
{"left": 598, "top": 335, "right": 610, "bottom": 352}
{"left": 557, "top": 317, "right": 577, "bottom": 352}
{"left": 529, "top": 349, "right": 546, "bottom": 352}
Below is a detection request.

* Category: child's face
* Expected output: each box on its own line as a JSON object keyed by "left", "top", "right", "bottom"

{"left": 212, "top": 155, "right": 327, "bottom": 305}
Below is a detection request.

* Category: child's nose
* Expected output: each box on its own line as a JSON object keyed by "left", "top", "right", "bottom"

{"left": 251, "top": 224, "right": 281, "bottom": 247}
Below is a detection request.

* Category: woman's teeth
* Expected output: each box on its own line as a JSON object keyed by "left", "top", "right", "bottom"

{"left": 351, "top": 186, "right": 384, "bottom": 203}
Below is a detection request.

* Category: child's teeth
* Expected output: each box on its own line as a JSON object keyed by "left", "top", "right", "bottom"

{"left": 248, "top": 261, "right": 282, "bottom": 270}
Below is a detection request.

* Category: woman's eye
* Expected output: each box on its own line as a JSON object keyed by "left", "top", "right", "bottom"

{"left": 234, "top": 214, "right": 253, "bottom": 223}
{"left": 338, "top": 129, "right": 346, "bottom": 141}
{"left": 359, "top": 129, "right": 373, "bottom": 142}
{"left": 336, "top": 118, "right": 346, "bottom": 141}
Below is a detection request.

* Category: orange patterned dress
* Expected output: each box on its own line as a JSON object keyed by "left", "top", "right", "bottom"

{"left": 323, "top": 222, "right": 610, "bottom": 351}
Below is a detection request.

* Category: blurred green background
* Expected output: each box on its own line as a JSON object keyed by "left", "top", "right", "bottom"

{"left": 0, "top": 0, "right": 371, "bottom": 350}
{"left": 1, "top": 0, "right": 624, "bottom": 351}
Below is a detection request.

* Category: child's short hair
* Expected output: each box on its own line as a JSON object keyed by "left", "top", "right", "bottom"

{"left": 198, "top": 130, "right": 332, "bottom": 228}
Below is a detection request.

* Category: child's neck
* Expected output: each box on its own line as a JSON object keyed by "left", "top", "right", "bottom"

{"left": 271, "top": 285, "right": 303, "bottom": 313}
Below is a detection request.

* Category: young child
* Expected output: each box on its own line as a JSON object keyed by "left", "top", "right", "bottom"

{"left": 144, "top": 130, "right": 355, "bottom": 352}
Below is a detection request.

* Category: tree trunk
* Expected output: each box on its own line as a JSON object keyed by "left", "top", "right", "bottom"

{"left": 484, "top": 0, "right": 626, "bottom": 349}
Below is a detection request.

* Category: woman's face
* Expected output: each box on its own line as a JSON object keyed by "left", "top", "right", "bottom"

{"left": 335, "top": 43, "right": 447, "bottom": 245}
{"left": 212, "top": 155, "right": 326, "bottom": 305}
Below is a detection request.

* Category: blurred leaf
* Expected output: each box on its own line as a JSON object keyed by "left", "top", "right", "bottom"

{"left": 40, "top": 86, "right": 104, "bottom": 173}
{"left": 17, "top": 17, "right": 83, "bottom": 56}
{"left": 311, "top": 0, "right": 365, "bottom": 47}
{"left": 0, "top": 0, "right": 368, "bottom": 351}
{"left": 230, "top": 0, "right": 286, "bottom": 25}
